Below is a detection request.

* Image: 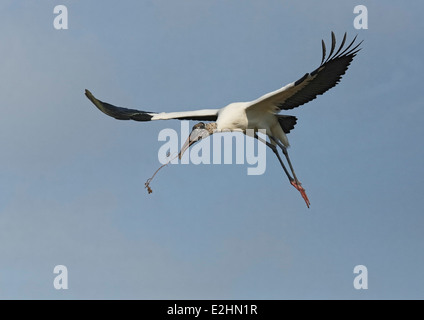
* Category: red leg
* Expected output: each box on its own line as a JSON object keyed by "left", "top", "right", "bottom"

{"left": 290, "top": 180, "right": 310, "bottom": 208}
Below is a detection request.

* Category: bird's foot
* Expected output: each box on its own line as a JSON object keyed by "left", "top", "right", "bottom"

{"left": 290, "top": 180, "right": 310, "bottom": 208}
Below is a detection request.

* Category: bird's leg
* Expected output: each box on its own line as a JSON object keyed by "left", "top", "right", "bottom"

{"left": 269, "top": 136, "right": 300, "bottom": 184}
{"left": 268, "top": 135, "right": 310, "bottom": 208}
{"left": 254, "top": 133, "right": 293, "bottom": 183}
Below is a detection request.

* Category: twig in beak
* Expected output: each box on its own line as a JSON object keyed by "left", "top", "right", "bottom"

{"left": 145, "top": 152, "right": 179, "bottom": 194}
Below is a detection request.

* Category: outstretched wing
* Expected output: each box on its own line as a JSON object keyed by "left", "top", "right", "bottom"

{"left": 85, "top": 89, "right": 219, "bottom": 122}
{"left": 247, "top": 32, "right": 362, "bottom": 112}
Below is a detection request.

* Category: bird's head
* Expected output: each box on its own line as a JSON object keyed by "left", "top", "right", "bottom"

{"left": 178, "top": 122, "right": 217, "bottom": 159}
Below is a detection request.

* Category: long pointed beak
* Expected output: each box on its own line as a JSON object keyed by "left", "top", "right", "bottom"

{"left": 178, "top": 130, "right": 201, "bottom": 159}
{"left": 178, "top": 135, "right": 192, "bottom": 159}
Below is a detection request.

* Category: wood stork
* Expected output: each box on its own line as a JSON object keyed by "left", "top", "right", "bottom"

{"left": 85, "top": 32, "right": 362, "bottom": 208}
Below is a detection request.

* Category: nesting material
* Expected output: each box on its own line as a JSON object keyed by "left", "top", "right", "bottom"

{"left": 145, "top": 152, "right": 179, "bottom": 194}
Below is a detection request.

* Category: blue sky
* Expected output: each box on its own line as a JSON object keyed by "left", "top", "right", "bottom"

{"left": 0, "top": 0, "right": 423, "bottom": 299}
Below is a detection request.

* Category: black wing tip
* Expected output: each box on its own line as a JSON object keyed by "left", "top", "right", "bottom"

{"left": 321, "top": 39, "right": 326, "bottom": 65}
{"left": 85, "top": 88, "right": 105, "bottom": 111}
{"left": 325, "top": 31, "right": 337, "bottom": 63}
{"left": 85, "top": 89, "right": 95, "bottom": 101}
{"left": 84, "top": 89, "right": 154, "bottom": 121}
{"left": 278, "top": 32, "right": 362, "bottom": 111}
{"left": 320, "top": 32, "right": 362, "bottom": 66}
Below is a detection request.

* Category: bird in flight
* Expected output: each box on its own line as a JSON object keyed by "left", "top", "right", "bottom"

{"left": 85, "top": 32, "right": 362, "bottom": 208}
